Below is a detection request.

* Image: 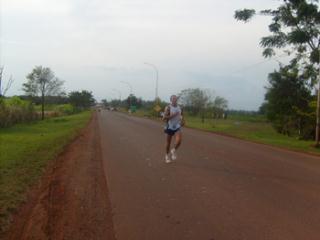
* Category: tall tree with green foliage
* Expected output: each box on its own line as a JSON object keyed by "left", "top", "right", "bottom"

{"left": 179, "top": 88, "right": 212, "bottom": 118}
{"left": 235, "top": 0, "right": 319, "bottom": 139}
{"left": 68, "top": 90, "right": 95, "bottom": 109}
{"left": 101, "top": 99, "right": 108, "bottom": 107}
{"left": 126, "top": 94, "right": 138, "bottom": 108}
{"left": 264, "top": 63, "right": 313, "bottom": 137}
{"left": 23, "top": 66, "right": 64, "bottom": 120}
{"left": 178, "top": 88, "right": 228, "bottom": 122}
{"left": 212, "top": 96, "right": 229, "bottom": 119}
{"left": 235, "top": 0, "right": 319, "bottom": 71}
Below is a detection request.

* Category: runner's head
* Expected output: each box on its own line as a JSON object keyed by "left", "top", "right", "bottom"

{"left": 170, "top": 95, "right": 178, "bottom": 106}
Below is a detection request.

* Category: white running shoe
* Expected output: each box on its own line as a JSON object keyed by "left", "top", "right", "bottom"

{"left": 165, "top": 154, "right": 171, "bottom": 163}
{"left": 170, "top": 148, "right": 177, "bottom": 160}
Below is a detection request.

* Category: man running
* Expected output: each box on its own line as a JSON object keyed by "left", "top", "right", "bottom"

{"left": 162, "top": 95, "right": 184, "bottom": 163}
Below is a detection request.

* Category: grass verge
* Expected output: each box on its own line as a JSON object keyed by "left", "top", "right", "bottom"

{"left": 0, "top": 111, "right": 91, "bottom": 233}
{"left": 126, "top": 109, "right": 320, "bottom": 155}
{"left": 185, "top": 116, "right": 320, "bottom": 155}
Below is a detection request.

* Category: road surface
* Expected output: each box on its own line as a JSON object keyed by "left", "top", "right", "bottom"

{"left": 5, "top": 111, "right": 320, "bottom": 240}
{"left": 99, "top": 111, "right": 320, "bottom": 240}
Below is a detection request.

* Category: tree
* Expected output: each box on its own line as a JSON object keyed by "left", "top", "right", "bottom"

{"left": 125, "top": 94, "right": 143, "bottom": 112}
{"left": 259, "top": 102, "right": 268, "bottom": 115}
{"left": 264, "top": 63, "right": 313, "bottom": 136}
{"left": 101, "top": 99, "right": 108, "bottom": 107}
{"left": 23, "top": 66, "right": 64, "bottom": 120}
{"left": 68, "top": 90, "right": 95, "bottom": 109}
{"left": 212, "top": 96, "right": 228, "bottom": 119}
{"left": 0, "top": 66, "right": 14, "bottom": 97}
{"left": 110, "top": 99, "right": 122, "bottom": 108}
{"left": 179, "top": 88, "right": 228, "bottom": 122}
{"left": 235, "top": 0, "right": 320, "bottom": 140}
{"left": 19, "top": 95, "right": 69, "bottom": 105}
{"left": 179, "top": 88, "right": 223, "bottom": 123}
{"left": 235, "top": 0, "right": 319, "bottom": 72}
{"left": 179, "top": 88, "right": 212, "bottom": 118}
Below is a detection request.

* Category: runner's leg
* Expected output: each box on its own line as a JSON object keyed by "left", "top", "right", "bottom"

{"left": 174, "top": 130, "right": 182, "bottom": 150}
{"left": 166, "top": 134, "right": 172, "bottom": 154}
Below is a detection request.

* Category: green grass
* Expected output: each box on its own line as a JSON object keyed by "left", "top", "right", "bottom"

{"left": 0, "top": 111, "right": 91, "bottom": 233}
{"left": 186, "top": 116, "right": 320, "bottom": 154}
{"left": 127, "top": 109, "right": 319, "bottom": 155}
{"left": 227, "top": 113, "right": 267, "bottom": 122}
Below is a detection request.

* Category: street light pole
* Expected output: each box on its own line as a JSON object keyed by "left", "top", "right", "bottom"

{"left": 120, "top": 81, "right": 133, "bottom": 110}
{"left": 144, "top": 62, "right": 159, "bottom": 100}
{"left": 112, "top": 89, "right": 121, "bottom": 101}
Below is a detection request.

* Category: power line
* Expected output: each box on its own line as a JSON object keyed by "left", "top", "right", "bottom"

{"left": 230, "top": 53, "right": 289, "bottom": 75}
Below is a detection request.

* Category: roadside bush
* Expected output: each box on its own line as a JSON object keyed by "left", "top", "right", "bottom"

{"left": 0, "top": 97, "right": 38, "bottom": 128}
{"left": 54, "top": 104, "right": 79, "bottom": 115}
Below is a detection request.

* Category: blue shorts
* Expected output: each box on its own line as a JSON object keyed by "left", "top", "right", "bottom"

{"left": 164, "top": 127, "right": 181, "bottom": 136}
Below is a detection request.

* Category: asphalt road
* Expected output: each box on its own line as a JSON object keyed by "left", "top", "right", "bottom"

{"left": 98, "top": 111, "right": 320, "bottom": 240}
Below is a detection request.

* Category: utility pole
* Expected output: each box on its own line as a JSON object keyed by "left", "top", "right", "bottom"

{"left": 316, "top": 55, "right": 320, "bottom": 146}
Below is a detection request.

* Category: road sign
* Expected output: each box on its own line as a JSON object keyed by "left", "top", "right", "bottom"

{"left": 130, "top": 106, "right": 137, "bottom": 112}
{"left": 154, "top": 105, "right": 162, "bottom": 112}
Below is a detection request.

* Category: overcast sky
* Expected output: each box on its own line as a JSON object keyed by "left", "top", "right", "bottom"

{"left": 0, "top": 0, "right": 290, "bottom": 110}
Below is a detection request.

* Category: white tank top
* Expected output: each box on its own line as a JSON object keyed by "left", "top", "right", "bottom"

{"left": 168, "top": 104, "right": 182, "bottom": 130}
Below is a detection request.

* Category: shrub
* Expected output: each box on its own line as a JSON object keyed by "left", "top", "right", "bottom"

{"left": 0, "top": 97, "right": 38, "bottom": 128}
{"left": 54, "top": 104, "right": 78, "bottom": 115}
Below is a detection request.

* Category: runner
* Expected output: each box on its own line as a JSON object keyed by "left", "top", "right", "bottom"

{"left": 162, "top": 95, "right": 184, "bottom": 163}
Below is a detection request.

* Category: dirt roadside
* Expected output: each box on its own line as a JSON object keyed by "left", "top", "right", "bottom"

{"left": 3, "top": 112, "right": 116, "bottom": 240}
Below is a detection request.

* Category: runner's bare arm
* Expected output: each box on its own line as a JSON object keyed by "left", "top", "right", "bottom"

{"left": 162, "top": 106, "right": 170, "bottom": 121}
{"left": 181, "top": 108, "right": 185, "bottom": 126}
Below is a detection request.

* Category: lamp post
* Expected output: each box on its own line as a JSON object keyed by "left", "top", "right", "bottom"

{"left": 144, "top": 62, "right": 159, "bottom": 100}
{"left": 111, "top": 88, "right": 122, "bottom": 108}
{"left": 112, "top": 88, "right": 121, "bottom": 101}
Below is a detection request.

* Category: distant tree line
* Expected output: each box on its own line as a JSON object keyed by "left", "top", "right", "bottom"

{"left": 0, "top": 65, "right": 96, "bottom": 127}
{"left": 178, "top": 88, "right": 228, "bottom": 123}
{"left": 102, "top": 88, "right": 229, "bottom": 122}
